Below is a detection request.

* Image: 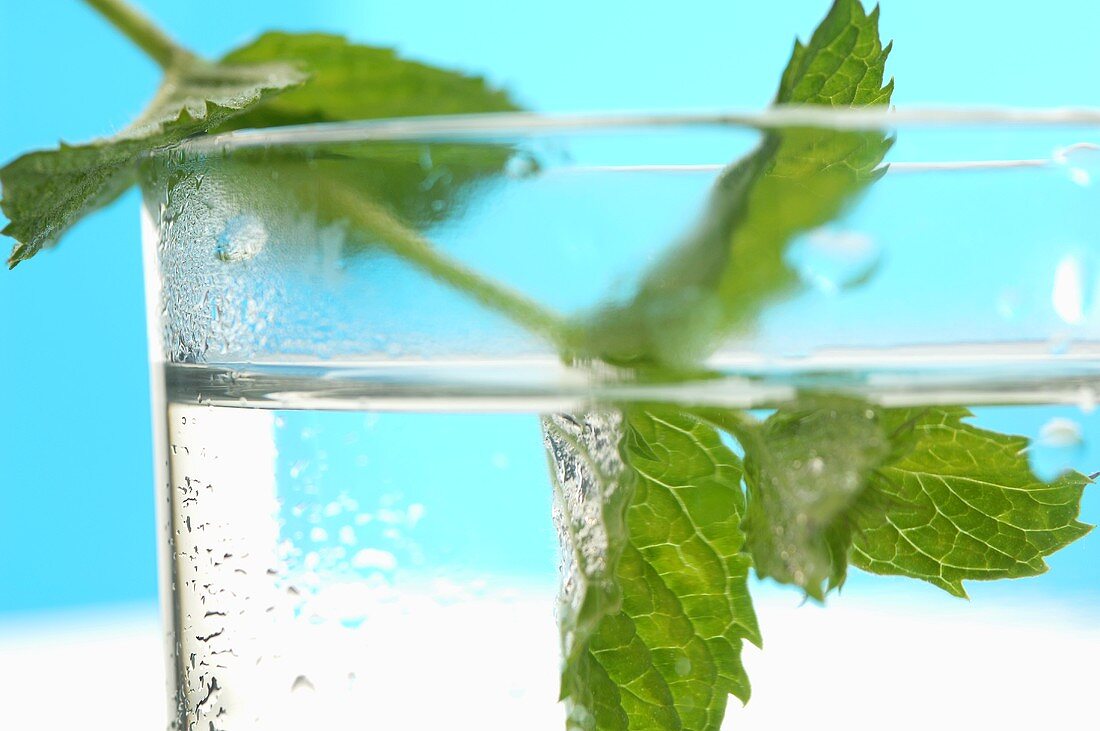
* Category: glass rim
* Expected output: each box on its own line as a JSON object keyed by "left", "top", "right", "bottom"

{"left": 169, "top": 105, "right": 1100, "bottom": 154}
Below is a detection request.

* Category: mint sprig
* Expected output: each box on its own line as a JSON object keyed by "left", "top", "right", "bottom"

{"left": 572, "top": 0, "right": 894, "bottom": 368}
{"left": 0, "top": 0, "right": 520, "bottom": 270}
{"left": 546, "top": 409, "right": 759, "bottom": 731}
{"left": 3, "top": 3, "right": 1093, "bottom": 731}
{"left": 2, "top": 1, "right": 305, "bottom": 267}
{"left": 547, "top": 2, "right": 1091, "bottom": 728}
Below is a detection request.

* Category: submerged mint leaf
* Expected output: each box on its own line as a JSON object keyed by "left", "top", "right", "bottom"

{"left": 851, "top": 407, "right": 1093, "bottom": 597}
{"left": 730, "top": 398, "right": 894, "bottom": 599}
{"left": 546, "top": 409, "right": 759, "bottom": 731}
{"left": 573, "top": 0, "right": 894, "bottom": 367}
{"left": 2, "top": 52, "right": 304, "bottom": 267}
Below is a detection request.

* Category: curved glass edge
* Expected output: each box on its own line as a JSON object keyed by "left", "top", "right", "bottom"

{"left": 163, "top": 106, "right": 1100, "bottom": 155}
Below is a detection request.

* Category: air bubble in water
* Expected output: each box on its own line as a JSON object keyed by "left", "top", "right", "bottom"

{"left": 1029, "top": 417, "right": 1085, "bottom": 482}
{"left": 785, "top": 228, "right": 881, "bottom": 294}
{"left": 351, "top": 548, "right": 397, "bottom": 571}
{"left": 215, "top": 215, "right": 268, "bottom": 262}
{"left": 1051, "top": 253, "right": 1095, "bottom": 325}
{"left": 1053, "top": 142, "right": 1100, "bottom": 186}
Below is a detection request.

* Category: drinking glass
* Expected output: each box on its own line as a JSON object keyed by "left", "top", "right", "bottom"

{"left": 140, "top": 110, "right": 1100, "bottom": 730}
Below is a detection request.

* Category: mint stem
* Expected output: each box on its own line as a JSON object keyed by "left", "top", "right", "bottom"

{"left": 83, "top": 0, "right": 571, "bottom": 352}
{"left": 83, "top": 0, "right": 192, "bottom": 69}
{"left": 323, "top": 181, "right": 574, "bottom": 350}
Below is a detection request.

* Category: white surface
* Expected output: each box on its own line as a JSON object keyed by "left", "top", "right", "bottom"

{"left": 728, "top": 591, "right": 1100, "bottom": 730}
{"left": 0, "top": 604, "right": 165, "bottom": 731}
{"left": 0, "top": 593, "right": 1097, "bottom": 730}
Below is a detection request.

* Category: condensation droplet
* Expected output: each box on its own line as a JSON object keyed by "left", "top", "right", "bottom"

{"left": 785, "top": 228, "right": 881, "bottom": 294}
{"left": 1029, "top": 417, "right": 1085, "bottom": 482}
{"left": 1053, "top": 142, "right": 1100, "bottom": 187}
{"left": 1076, "top": 386, "right": 1097, "bottom": 414}
{"left": 995, "top": 288, "right": 1024, "bottom": 321}
{"left": 504, "top": 153, "right": 538, "bottom": 179}
{"left": 1050, "top": 332, "right": 1073, "bottom": 355}
{"left": 1052, "top": 254, "right": 1095, "bottom": 325}
{"left": 291, "top": 675, "right": 315, "bottom": 693}
{"left": 215, "top": 215, "right": 268, "bottom": 262}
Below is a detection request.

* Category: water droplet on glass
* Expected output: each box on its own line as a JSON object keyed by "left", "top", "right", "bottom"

{"left": 1050, "top": 332, "right": 1073, "bottom": 355}
{"left": 1029, "top": 417, "right": 1085, "bottom": 482}
{"left": 996, "top": 288, "right": 1024, "bottom": 321}
{"left": 406, "top": 503, "right": 426, "bottom": 527}
{"left": 504, "top": 153, "right": 538, "bottom": 179}
{"left": 291, "top": 675, "right": 315, "bottom": 693}
{"left": 785, "top": 228, "right": 881, "bottom": 294}
{"left": 1053, "top": 142, "right": 1100, "bottom": 186}
{"left": 1077, "top": 386, "right": 1097, "bottom": 414}
{"left": 215, "top": 215, "right": 268, "bottom": 262}
{"left": 1052, "top": 253, "right": 1095, "bottom": 325}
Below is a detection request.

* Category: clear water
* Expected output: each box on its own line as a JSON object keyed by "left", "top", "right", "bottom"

{"left": 161, "top": 363, "right": 1100, "bottom": 731}
{"left": 147, "top": 120, "right": 1100, "bottom": 730}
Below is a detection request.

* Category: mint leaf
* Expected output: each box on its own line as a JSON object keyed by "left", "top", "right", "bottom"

{"left": 2, "top": 25, "right": 520, "bottom": 269}
{"left": 730, "top": 398, "right": 894, "bottom": 599}
{"left": 546, "top": 409, "right": 759, "bottom": 731}
{"left": 203, "top": 33, "right": 523, "bottom": 254}
{"left": 573, "top": 0, "right": 893, "bottom": 367}
{"left": 2, "top": 53, "right": 304, "bottom": 267}
{"left": 851, "top": 407, "right": 1093, "bottom": 597}
{"left": 216, "top": 32, "right": 518, "bottom": 130}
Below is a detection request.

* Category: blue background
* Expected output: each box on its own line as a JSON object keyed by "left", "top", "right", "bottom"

{"left": 4, "top": 0, "right": 1100, "bottom": 614}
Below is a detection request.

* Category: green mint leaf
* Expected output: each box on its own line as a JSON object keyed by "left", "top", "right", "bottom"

{"left": 732, "top": 398, "right": 894, "bottom": 599}
{"left": 546, "top": 408, "right": 759, "bottom": 731}
{"left": 203, "top": 33, "right": 523, "bottom": 256}
{"left": 851, "top": 407, "right": 1093, "bottom": 597}
{"left": 2, "top": 52, "right": 304, "bottom": 267}
{"left": 572, "top": 0, "right": 893, "bottom": 367}
{"left": 215, "top": 32, "right": 519, "bottom": 130}
{"left": 2, "top": 24, "right": 521, "bottom": 269}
